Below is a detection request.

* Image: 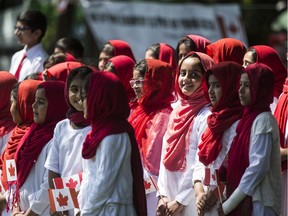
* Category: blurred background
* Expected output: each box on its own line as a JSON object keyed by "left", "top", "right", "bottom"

{"left": 0, "top": 0, "right": 287, "bottom": 70}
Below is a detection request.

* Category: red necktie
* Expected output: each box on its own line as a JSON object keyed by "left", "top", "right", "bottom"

{"left": 14, "top": 53, "right": 26, "bottom": 80}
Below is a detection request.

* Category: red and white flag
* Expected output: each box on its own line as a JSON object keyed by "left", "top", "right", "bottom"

{"left": 203, "top": 168, "right": 220, "bottom": 186}
{"left": 5, "top": 159, "right": 17, "bottom": 182}
{"left": 48, "top": 188, "right": 79, "bottom": 212}
{"left": 53, "top": 173, "right": 82, "bottom": 191}
{"left": 144, "top": 176, "right": 158, "bottom": 194}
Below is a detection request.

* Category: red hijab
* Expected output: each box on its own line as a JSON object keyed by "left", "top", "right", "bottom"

{"left": 274, "top": 77, "right": 288, "bottom": 171}
{"left": 159, "top": 43, "right": 177, "bottom": 72}
{"left": 106, "top": 55, "right": 136, "bottom": 104}
{"left": 162, "top": 52, "right": 215, "bottom": 171}
{"left": 46, "top": 61, "right": 83, "bottom": 83}
{"left": 108, "top": 39, "right": 136, "bottom": 62}
{"left": 0, "top": 80, "right": 41, "bottom": 190}
{"left": 128, "top": 59, "right": 174, "bottom": 173}
{"left": 206, "top": 38, "right": 246, "bottom": 65}
{"left": 252, "top": 45, "right": 287, "bottom": 98}
{"left": 82, "top": 72, "right": 147, "bottom": 216}
{"left": 15, "top": 81, "right": 68, "bottom": 189}
{"left": 198, "top": 62, "right": 243, "bottom": 166}
{"left": 187, "top": 34, "right": 212, "bottom": 53}
{"left": 227, "top": 63, "right": 274, "bottom": 215}
{"left": 0, "top": 72, "right": 17, "bottom": 137}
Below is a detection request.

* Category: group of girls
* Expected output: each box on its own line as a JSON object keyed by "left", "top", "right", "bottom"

{"left": 0, "top": 34, "right": 286, "bottom": 216}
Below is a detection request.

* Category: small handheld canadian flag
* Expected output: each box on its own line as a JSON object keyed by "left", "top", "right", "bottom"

{"left": 203, "top": 167, "right": 220, "bottom": 186}
{"left": 5, "top": 159, "right": 17, "bottom": 182}
{"left": 48, "top": 188, "right": 79, "bottom": 212}
{"left": 144, "top": 176, "right": 157, "bottom": 194}
{"left": 53, "top": 173, "right": 82, "bottom": 191}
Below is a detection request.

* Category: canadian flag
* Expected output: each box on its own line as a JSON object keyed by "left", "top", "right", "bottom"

{"left": 53, "top": 173, "right": 82, "bottom": 191}
{"left": 5, "top": 159, "right": 17, "bottom": 182}
{"left": 48, "top": 188, "right": 79, "bottom": 212}
{"left": 203, "top": 167, "right": 220, "bottom": 186}
{"left": 144, "top": 176, "right": 158, "bottom": 194}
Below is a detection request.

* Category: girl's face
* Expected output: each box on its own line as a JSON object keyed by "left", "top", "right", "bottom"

{"left": 131, "top": 70, "right": 145, "bottom": 99}
{"left": 242, "top": 51, "right": 255, "bottom": 68}
{"left": 178, "top": 57, "right": 203, "bottom": 97}
{"left": 238, "top": 73, "right": 252, "bottom": 106}
{"left": 69, "top": 78, "right": 84, "bottom": 111}
{"left": 208, "top": 74, "right": 222, "bottom": 106}
{"left": 10, "top": 95, "right": 22, "bottom": 124}
{"left": 32, "top": 88, "right": 48, "bottom": 124}
{"left": 178, "top": 43, "right": 190, "bottom": 65}
{"left": 98, "top": 52, "right": 112, "bottom": 71}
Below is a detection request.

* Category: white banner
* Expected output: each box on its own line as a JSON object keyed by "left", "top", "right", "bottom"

{"left": 80, "top": 1, "right": 248, "bottom": 61}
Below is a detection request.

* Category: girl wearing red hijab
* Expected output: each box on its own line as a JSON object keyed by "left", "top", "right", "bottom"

{"left": 98, "top": 39, "right": 136, "bottom": 70}
{"left": 206, "top": 38, "right": 246, "bottom": 65}
{"left": 273, "top": 77, "right": 288, "bottom": 216}
{"left": 242, "top": 45, "right": 287, "bottom": 112}
{"left": 0, "top": 72, "right": 18, "bottom": 155}
{"left": 157, "top": 52, "right": 214, "bottom": 216}
{"left": 192, "top": 62, "right": 243, "bottom": 215}
{"left": 0, "top": 80, "right": 41, "bottom": 216}
{"left": 128, "top": 58, "right": 174, "bottom": 216}
{"left": 78, "top": 72, "right": 147, "bottom": 216}
{"left": 176, "top": 34, "right": 211, "bottom": 64}
{"left": 218, "top": 63, "right": 282, "bottom": 216}
{"left": 103, "top": 55, "right": 137, "bottom": 109}
{"left": 12, "top": 81, "right": 68, "bottom": 216}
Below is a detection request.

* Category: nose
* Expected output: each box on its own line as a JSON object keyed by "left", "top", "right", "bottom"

{"left": 208, "top": 85, "right": 214, "bottom": 94}
{"left": 32, "top": 101, "right": 36, "bottom": 109}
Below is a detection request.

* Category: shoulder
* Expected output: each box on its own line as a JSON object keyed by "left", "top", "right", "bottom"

{"left": 252, "top": 112, "right": 278, "bottom": 135}
{"left": 195, "top": 105, "right": 211, "bottom": 121}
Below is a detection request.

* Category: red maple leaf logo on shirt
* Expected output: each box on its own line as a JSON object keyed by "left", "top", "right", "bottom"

{"left": 8, "top": 163, "right": 15, "bottom": 177}
{"left": 144, "top": 180, "right": 151, "bottom": 190}
{"left": 56, "top": 192, "right": 69, "bottom": 207}
{"left": 65, "top": 178, "right": 78, "bottom": 188}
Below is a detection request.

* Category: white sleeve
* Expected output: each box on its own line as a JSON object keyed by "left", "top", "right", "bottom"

{"left": 44, "top": 127, "right": 60, "bottom": 174}
{"left": 222, "top": 187, "right": 246, "bottom": 214}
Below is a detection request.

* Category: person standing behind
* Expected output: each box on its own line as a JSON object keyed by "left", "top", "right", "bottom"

{"left": 9, "top": 10, "right": 48, "bottom": 81}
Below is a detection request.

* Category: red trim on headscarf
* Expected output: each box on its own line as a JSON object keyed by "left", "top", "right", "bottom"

{"left": 252, "top": 45, "right": 287, "bottom": 98}
{"left": 206, "top": 38, "right": 246, "bottom": 65}
{"left": 198, "top": 62, "right": 243, "bottom": 166}
{"left": 227, "top": 63, "right": 274, "bottom": 215}
{"left": 186, "top": 35, "right": 211, "bottom": 53}
{"left": 162, "top": 52, "right": 214, "bottom": 171}
{"left": 108, "top": 40, "right": 136, "bottom": 62}
{"left": 274, "top": 78, "right": 288, "bottom": 171}
{"left": 0, "top": 72, "right": 17, "bottom": 137}
{"left": 82, "top": 72, "right": 147, "bottom": 216}
{"left": 128, "top": 59, "right": 174, "bottom": 175}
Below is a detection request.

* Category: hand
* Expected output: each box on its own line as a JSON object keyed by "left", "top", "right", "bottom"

{"left": 50, "top": 211, "right": 64, "bottom": 216}
{"left": 217, "top": 203, "right": 226, "bottom": 216}
{"left": 166, "top": 200, "right": 184, "bottom": 216}
{"left": 157, "top": 196, "right": 169, "bottom": 216}
{"left": 196, "top": 192, "right": 207, "bottom": 216}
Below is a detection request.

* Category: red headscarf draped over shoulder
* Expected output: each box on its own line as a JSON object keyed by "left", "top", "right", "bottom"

{"left": 186, "top": 34, "right": 212, "bottom": 53}
{"left": 0, "top": 72, "right": 17, "bottom": 137}
{"left": 15, "top": 81, "right": 68, "bottom": 189}
{"left": 108, "top": 39, "right": 136, "bottom": 62}
{"left": 81, "top": 72, "right": 147, "bottom": 216}
{"left": 0, "top": 80, "right": 41, "bottom": 190}
{"left": 251, "top": 45, "right": 287, "bottom": 98}
{"left": 206, "top": 38, "right": 246, "bottom": 65}
{"left": 106, "top": 55, "right": 136, "bottom": 105}
{"left": 163, "top": 52, "right": 214, "bottom": 171}
{"left": 227, "top": 63, "right": 274, "bottom": 215}
{"left": 198, "top": 62, "right": 243, "bottom": 166}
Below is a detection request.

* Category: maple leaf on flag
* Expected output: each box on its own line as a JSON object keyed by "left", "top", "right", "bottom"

{"left": 144, "top": 180, "right": 151, "bottom": 190}
{"left": 65, "top": 178, "right": 78, "bottom": 188}
{"left": 56, "top": 192, "right": 69, "bottom": 207}
{"left": 212, "top": 173, "right": 216, "bottom": 181}
{"left": 8, "top": 163, "right": 15, "bottom": 177}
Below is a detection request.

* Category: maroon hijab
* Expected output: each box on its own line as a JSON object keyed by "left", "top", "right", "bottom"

{"left": 0, "top": 72, "right": 17, "bottom": 137}
{"left": 159, "top": 43, "right": 177, "bottom": 72}
{"left": 187, "top": 34, "right": 211, "bottom": 53}
{"left": 82, "top": 72, "right": 147, "bottom": 216}
{"left": 108, "top": 39, "right": 136, "bottom": 62}
{"left": 15, "top": 81, "right": 68, "bottom": 189}
{"left": 227, "top": 63, "right": 274, "bottom": 215}
{"left": 198, "top": 62, "right": 243, "bottom": 166}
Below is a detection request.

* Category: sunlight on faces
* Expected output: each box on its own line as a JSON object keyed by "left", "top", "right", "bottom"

{"left": 145, "top": 49, "right": 156, "bottom": 59}
{"left": 10, "top": 95, "right": 22, "bottom": 124}
{"left": 242, "top": 51, "right": 255, "bottom": 68}
{"left": 98, "top": 52, "right": 113, "bottom": 71}
{"left": 208, "top": 74, "right": 222, "bottom": 106}
{"left": 132, "top": 70, "right": 144, "bottom": 99}
{"left": 178, "top": 57, "right": 203, "bottom": 97}
{"left": 238, "top": 73, "right": 252, "bottom": 106}
{"left": 69, "top": 78, "right": 84, "bottom": 112}
{"left": 14, "top": 21, "right": 41, "bottom": 48}
{"left": 178, "top": 43, "right": 190, "bottom": 65}
{"left": 32, "top": 88, "right": 48, "bottom": 124}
